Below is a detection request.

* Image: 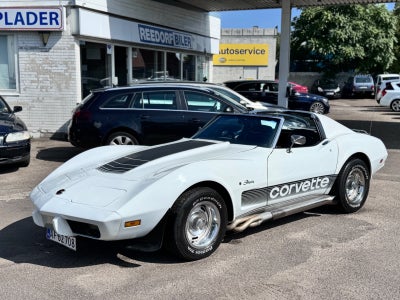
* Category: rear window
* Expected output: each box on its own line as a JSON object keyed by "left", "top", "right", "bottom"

{"left": 382, "top": 76, "right": 400, "bottom": 81}
{"left": 355, "top": 77, "right": 373, "bottom": 83}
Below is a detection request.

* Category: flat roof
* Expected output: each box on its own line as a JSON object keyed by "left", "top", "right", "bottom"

{"left": 152, "top": 0, "right": 396, "bottom": 12}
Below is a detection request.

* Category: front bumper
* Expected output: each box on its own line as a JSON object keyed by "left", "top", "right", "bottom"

{"left": 0, "top": 140, "right": 31, "bottom": 165}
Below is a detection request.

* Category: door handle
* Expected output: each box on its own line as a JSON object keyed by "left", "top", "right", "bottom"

{"left": 190, "top": 118, "right": 202, "bottom": 124}
{"left": 140, "top": 115, "right": 151, "bottom": 120}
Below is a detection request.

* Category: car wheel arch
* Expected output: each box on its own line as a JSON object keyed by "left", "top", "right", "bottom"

{"left": 174, "top": 181, "right": 234, "bottom": 223}
{"left": 337, "top": 152, "right": 371, "bottom": 176}
{"left": 331, "top": 152, "right": 371, "bottom": 195}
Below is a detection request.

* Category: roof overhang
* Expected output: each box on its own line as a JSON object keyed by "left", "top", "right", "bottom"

{"left": 151, "top": 0, "right": 397, "bottom": 12}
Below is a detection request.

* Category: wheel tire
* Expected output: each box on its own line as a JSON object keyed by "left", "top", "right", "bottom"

{"left": 390, "top": 99, "right": 400, "bottom": 112}
{"left": 165, "top": 187, "right": 227, "bottom": 261}
{"left": 335, "top": 158, "right": 370, "bottom": 213}
{"left": 106, "top": 132, "right": 138, "bottom": 145}
{"left": 309, "top": 102, "right": 325, "bottom": 114}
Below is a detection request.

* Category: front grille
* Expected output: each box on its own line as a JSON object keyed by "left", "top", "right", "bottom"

{"left": 67, "top": 220, "right": 101, "bottom": 238}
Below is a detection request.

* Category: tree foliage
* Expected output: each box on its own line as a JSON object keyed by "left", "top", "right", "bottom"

{"left": 291, "top": 4, "right": 396, "bottom": 75}
{"left": 391, "top": 3, "right": 400, "bottom": 73}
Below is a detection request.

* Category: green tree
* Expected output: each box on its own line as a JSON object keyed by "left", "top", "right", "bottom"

{"left": 291, "top": 4, "right": 396, "bottom": 76}
{"left": 391, "top": 3, "right": 400, "bottom": 73}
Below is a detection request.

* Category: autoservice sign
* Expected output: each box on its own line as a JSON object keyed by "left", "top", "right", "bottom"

{"left": 0, "top": 7, "right": 63, "bottom": 31}
{"left": 213, "top": 44, "right": 269, "bottom": 66}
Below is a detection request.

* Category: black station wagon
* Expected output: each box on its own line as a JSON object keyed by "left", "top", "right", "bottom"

{"left": 68, "top": 84, "right": 248, "bottom": 148}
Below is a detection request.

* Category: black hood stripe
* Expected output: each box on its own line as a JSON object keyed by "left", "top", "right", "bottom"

{"left": 97, "top": 140, "right": 215, "bottom": 174}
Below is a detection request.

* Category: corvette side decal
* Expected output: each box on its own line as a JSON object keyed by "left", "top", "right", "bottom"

{"left": 241, "top": 175, "right": 337, "bottom": 206}
{"left": 97, "top": 140, "right": 215, "bottom": 174}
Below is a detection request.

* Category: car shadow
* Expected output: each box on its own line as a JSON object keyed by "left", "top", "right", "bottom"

{"left": 0, "top": 217, "right": 184, "bottom": 268}
{"left": 0, "top": 165, "right": 22, "bottom": 174}
{"left": 0, "top": 205, "right": 341, "bottom": 268}
{"left": 36, "top": 146, "right": 84, "bottom": 163}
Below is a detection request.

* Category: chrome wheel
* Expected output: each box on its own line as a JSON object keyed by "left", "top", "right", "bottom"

{"left": 106, "top": 132, "right": 138, "bottom": 145}
{"left": 110, "top": 135, "right": 135, "bottom": 145}
{"left": 310, "top": 102, "right": 325, "bottom": 114}
{"left": 334, "top": 158, "right": 370, "bottom": 213}
{"left": 185, "top": 201, "right": 221, "bottom": 250}
{"left": 345, "top": 167, "right": 366, "bottom": 207}
{"left": 390, "top": 99, "right": 400, "bottom": 112}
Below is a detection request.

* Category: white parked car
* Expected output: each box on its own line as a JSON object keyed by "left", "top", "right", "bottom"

{"left": 378, "top": 81, "right": 400, "bottom": 111}
{"left": 30, "top": 111, "right": 387, "bottom": 261}
{"left": 204, "top": 83, "right": 281, "bottom": 110}
{"left": 375, "top": 73, "right": 400, "bottom": 102}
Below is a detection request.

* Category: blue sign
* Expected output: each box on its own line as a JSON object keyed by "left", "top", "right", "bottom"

{"left": 0, "top": 7, "right": 63, "bottom": 30}
{"left": 138, "top": 24, "right": 192, "bottom": 50}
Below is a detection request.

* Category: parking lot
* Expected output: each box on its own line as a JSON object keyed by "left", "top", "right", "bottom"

{"left": 1, "top": 98, "right": 399, "bottom": 299}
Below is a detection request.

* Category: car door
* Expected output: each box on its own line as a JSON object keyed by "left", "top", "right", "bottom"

{"left": 266, "top": 119, "right": 338, "bottom": 205}
{"left": 180, "top": 90, "right": 237, "bottom": 136}
{"left": 231, "top": 82, "right": 263, "bottom": 101}
{"left": 130, "top": 90, "right": 186, "bottom": 145}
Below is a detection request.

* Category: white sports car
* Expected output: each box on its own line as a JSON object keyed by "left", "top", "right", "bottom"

{"left": 30, "top": 111, "right": 387, "bottom": 261}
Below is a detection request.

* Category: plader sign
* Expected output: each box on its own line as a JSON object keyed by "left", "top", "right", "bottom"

{"left": 213, "top": 44, "right": 269, "bottom": 66}
{"left": 0, "top": 7, "right": 63, "bottom": 30}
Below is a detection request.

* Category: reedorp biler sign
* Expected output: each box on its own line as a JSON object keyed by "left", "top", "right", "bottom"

{"left": 213, "top": 44, "right": 269, "bottom": 66}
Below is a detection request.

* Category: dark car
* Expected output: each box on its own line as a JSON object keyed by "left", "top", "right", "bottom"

{"left": 0, "top": 95, "right": 31, "bottom": 167}
{"left": 310, "top": 78, "right": 341, "bottom": 99}
{"left": 68, "top": 84, "right": 248, "bottom": 148}
{"left": 224, "top": 80, "right": 330, "bottom": 114}
{"left": 342, "top": 74, "right": 375, "bottom": 98}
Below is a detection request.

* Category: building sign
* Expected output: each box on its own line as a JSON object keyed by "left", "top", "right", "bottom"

{"left": 75, "top": 8, "right": 218, "bottom": 53}
{"left": 138, "top": 24, "right": 193, "bottom": 50}
{"left": 213, "top": 44, "right": 269, "bottom": 66}
{"left": 0, "top": 7, "right": 63, "bottom": 31}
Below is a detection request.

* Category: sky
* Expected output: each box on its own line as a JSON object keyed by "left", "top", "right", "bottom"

{"left": 213, "top": 3, "right": 396, "bottom": 31}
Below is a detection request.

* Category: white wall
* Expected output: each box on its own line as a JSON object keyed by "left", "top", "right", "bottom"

{"left": 2, "top": 5, "right": 80, "bottom": 137}
{"left": 74, "top": 0, "right": 218, "bottom": 39}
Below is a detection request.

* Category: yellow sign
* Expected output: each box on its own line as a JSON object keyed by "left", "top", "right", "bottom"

{"left": 213, "top": 44, "right": 269, "bottom": 66}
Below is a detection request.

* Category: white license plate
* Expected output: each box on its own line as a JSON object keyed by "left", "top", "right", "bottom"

{"left": 326, "top": 92, "right": 334, "bottom": 95}
{"left": 46, "top": 228, "right": 77, "bottom": 251}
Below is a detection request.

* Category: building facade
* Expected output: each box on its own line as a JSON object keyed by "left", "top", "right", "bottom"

{"left": 0, "top": 0, "right": 220, "bottom": 137}
{"left": 213, "top": 27, "right": 277, "bottom": 83}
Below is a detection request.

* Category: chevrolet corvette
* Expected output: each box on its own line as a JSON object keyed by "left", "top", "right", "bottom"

{"left": 30, "top": 111, "right": 387, "bottom": 260}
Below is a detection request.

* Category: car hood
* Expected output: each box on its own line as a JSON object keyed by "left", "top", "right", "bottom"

{"left": 0, "top": 113, "right": 26, "bottom": 133}
{"left": 33, "top": 139, "right": 256, "bottom": 207}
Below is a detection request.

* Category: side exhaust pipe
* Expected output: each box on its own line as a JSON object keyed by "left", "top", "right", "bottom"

{"left": 227, "top": 195, "right": 335, "bottom": 233}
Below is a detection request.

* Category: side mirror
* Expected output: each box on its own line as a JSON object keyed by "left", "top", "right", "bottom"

{"left": 287, "top": 134, "right": 306, "bottom": 153}
{"left": 13, "top": 106, "right": 22, "bottom": 113}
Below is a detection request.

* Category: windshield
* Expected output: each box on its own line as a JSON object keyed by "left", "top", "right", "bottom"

{"left": 0, "top": 96, "right": 11, "bottom": 113}
{"left": 193, "top": 115, "right": 280, "bottom": 148}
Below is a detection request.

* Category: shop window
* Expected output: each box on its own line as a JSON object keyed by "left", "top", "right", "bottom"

{"left": 182, "top": 54, "right": 195, "bottom": 81}
{"left": 0, "top": 35, "right": 17, "bottom": 91}
{"left": 196, "top": 55, "right": 209, "bottom": 82}
{"left": 131, "top": 48, "right": 208, "bottom": 82}
{"left": 80, "top": 42, "right": 111, "bottom": 98}
{"left": 132, "top": 48, "right": 164, "bottom": 81}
